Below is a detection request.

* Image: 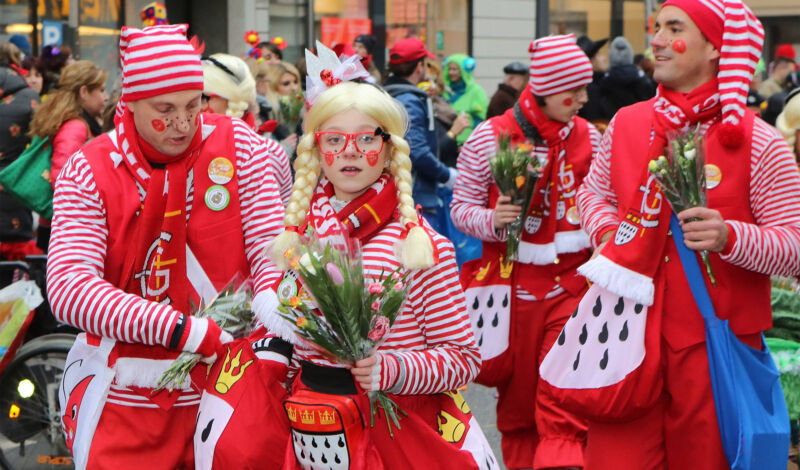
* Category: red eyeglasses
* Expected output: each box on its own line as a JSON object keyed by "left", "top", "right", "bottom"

{"left": 315, "top": 127, "right": 391, "bottom": 157}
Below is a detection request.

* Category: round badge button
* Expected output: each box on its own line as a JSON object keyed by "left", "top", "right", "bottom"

{"left": 208, "top": 157, "right": 234, "bottom": 185}
{"left": 704, "top": 164, "right": 722, "bottom": 190}
{"left": 566, "top": 206, "right": 581, "bottom": 225}
{"left": 205, "top": 185, "right": 230, "bottom": 211}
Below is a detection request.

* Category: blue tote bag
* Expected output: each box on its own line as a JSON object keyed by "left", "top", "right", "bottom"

{"left": 671, "top": 214, "right": 789, "bottom": 469}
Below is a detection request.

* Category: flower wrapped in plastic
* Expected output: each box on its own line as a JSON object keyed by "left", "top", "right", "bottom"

{"left": 154, "top": 279, "right": 255, "bottom": 393}
{"left": 275, "top": 234, "right": 411, "bottom": 437}
{"left": 648, "top": 125, "right": 716, "bottom": 285}
{"left": 278, "top": 89, "right": 304, "bottom": 133}
{"left": 489, "top": 134, "right": 541, "bottom": 261}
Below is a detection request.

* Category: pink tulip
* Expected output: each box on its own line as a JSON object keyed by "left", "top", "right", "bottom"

{"left": 371, "top": 300, "right": 381, "bottom": 311}
{"left": 326, "top": 262, "right": 344, "bottom": 285}
{"left": 368, "top": 283, "right": 384, "bottom": 295}
{"left": 368, "top": 316, "right": 390, "bottom": 341}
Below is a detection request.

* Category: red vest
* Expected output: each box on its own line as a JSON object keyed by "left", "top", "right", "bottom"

{"left": 610, "top": 99, "right": 771, "bottom": 350}
{"left": 81, "top": 114, "right": 250, "bottom": 360}
{"left": 481, "top": 110, "right": 594, "bottom": 298}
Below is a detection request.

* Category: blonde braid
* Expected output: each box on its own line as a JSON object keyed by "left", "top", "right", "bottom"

{"left": 270, "top": 133, "right": 319, "bottom": 268}
{"left": 388, "top": 135, "right": 435, "bottom": 269}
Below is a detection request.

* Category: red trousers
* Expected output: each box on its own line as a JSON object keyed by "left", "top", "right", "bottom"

{"left": 585, "top": 333, "right": 762, "bottom": 469}
{"left": 494, "top": 292, "right": 588, "bottom": 470}
{"left": 86, "top": 401, "right": 197, "bottom": 470}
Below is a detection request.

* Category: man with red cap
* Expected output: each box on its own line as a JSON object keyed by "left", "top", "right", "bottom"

{"left": 451, "top": 34, "right": 600, "bottom": 469}
{"left": 576, "top": 0, "right": 800, "bottom": 467}
{"left": 47, "top": 24, "right": 290, "bottom": 469}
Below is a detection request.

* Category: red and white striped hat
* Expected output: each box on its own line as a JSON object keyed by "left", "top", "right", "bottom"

{"left": 528, "top": 34, "right": 593, "bottom": 97}
{"left": 119, "top": 24, "right": 204, "bottom": 103}
{"left": 661, "top": 0, "right": 764, "bottom": 147}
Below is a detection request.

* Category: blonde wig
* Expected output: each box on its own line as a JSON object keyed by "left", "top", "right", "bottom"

{"left": 777, "top": 91, "right": 800, "bottom": 154}
{"left": 202, "top": 53, "right": 256, "bottom": 119}
{"left": 29, "top": 60, "right": 108, "bottom": 138}
{"left": 271, "top": 81, "right": 435, "bottom": 270}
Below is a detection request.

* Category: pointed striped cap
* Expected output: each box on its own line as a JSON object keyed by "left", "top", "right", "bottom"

{"left": 119, "top": 24, "right": 204, "bottom": 103}
{"left": 528, "top": 34, "right": 593, "bottom": 97}
{"left": 663, "top": 0, "right": 764, "bottom": 145}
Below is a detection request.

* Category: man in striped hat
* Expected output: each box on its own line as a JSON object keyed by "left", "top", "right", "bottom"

{"left": 576, "top": 0, "right": 800, "bottom": 467}
{"left": 451, "top": 34, "right": 601, "bottom": 469}
{"left": 47, "top": 24, "right": 291, "bottom": 468}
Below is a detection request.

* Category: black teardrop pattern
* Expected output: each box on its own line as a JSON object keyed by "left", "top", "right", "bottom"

{"left": 477, "top": 314, "right": 484, "bottom": 328}
{"left": 338, "top": 437, "right": 345, "bottom": 447}
{"left": 579, "top": 324, "right": 588, "bottom": 345}
{"left": 335, "top": 454, "right": 342, "bottom": 463}
{"left": 311, "top": 437, "right": 317, "bottom": 448}
{"left": 321, "top": 454, "right": 328, "bottom": 463}
{"left": 502, "top": 293, "right": 509, "bottom": 308}
{"left": 614, "top": 297, "right": 625, "bottom": 315}
{"left": 301, "top": 436, "right": 305, "bottom": 446}
{"left": 478, "top": 333, "right": 483, "bottom": 347}
{"left": 571, "top": 307, "right": 579, "bottom": 318}
{"left": 487, "top": 294, "right": 494, "bottom": 308}
{"left": 310, "top": 453, "right": 315, "bottom": 463}
{"left": 492, "top": 312, "right": 499, "bottom": 327}
{"left": 324, "top": 438, "right": 330, "bottom": 448}
{"left": 300, "top": 449, "right": 305, "bottom": 459}
{"left": 593, "top": 296, "right": 602, "bottom": 316}
{"left": 572, "top": 350, "right": 581, "bottom": 370}
{"left": 619, "top": 320, "right": 629, "bottom": 341}
{"left": 472, "top": 297, "right": 479, "bottom": 310}
{"left": 634, "top": 303, "right": 643, "bottom": 314}
{"left": 600, "top": 349, "right": 609, "bottom": 370}
{"left": 598, "top": 322, "right": 608, "bottom": 343}
{"left": 557, "top": 328, "right": 566, "bottom": 346}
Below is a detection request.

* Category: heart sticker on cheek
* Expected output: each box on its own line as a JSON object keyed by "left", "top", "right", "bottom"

{"left": 324, "top": 154, "right": 335, "bottom": 166}
{"left": 563, "top": 97, "right": 574, "bottom": 107}
{"left": 151, "top": 119, "right": 166, "bottom": 132}
{"left": 366, "top": 153, "right": 379, "bottom": 167}
{"left": 671, "top": 40, "right": 687, "bottom": 54}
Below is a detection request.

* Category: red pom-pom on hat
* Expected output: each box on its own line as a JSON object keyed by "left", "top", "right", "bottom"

{"left": 717, "top": 121, "right": 744, "bottom": 148}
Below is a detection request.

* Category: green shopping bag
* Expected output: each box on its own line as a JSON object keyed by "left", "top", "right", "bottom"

{"left": 0, "top": 136, "right": 54, "bottom": 220}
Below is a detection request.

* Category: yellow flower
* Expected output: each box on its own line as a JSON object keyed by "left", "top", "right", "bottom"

{"left": 515, "top": 175, "right": 526, "bottom": 189}
{"left": 289, "top": 296, "right": 301, "bottom": 308}
{"left": 296, "top": 316, "right": 308, "bottom": 328}
{"left": 284, "top": 247, "right": 295, "bottom": 259}
{"left": 289, "top": 256, "right": 300, "bottom": 270}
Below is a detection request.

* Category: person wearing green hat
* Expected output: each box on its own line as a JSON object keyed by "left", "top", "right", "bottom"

{"left": 443, "top": 54, "right": 488, "bottom": 145}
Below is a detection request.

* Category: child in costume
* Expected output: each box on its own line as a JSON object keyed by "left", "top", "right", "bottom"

{"left": 47, "top": 25, "right": 289, "bottom": 469}
{"left": 450, "top": 35, "right": 601, "bottom": 469}
{"left": 442, "top": 54, "right": 488, "bottom": 145}
{"left": 262, "top": 47, "right": 499, "bottom": 469}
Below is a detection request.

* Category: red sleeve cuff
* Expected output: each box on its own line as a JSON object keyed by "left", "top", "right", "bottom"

{"left": 594, "top": 224, "right": 618, "bottom": 248}
{"left": 721, "top": 221, "right": 737, "bottom": 256}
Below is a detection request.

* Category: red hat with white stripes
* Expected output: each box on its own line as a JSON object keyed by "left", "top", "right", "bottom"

{"left": 119, "top": 24, "right": 204, "bottom": 104}
{"left": 528, "top": 34, "right": 593, "bottom": 97}
{"left": 661, "top": 0, "right": 764, "bottom": 147}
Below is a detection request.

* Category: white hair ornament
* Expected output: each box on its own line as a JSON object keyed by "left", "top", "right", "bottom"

{"left": 304, "top": 40, "right": 375, "bottom": 107}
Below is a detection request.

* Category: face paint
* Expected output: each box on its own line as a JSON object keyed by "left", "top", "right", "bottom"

{"left": 151, "top": 119, "right": 166, "bottom": 132}
{"left": 366, "top": 153, "right": 379, "bottom": 167}
{"left": 324, "top": 154, "right": 335, "bottom": 166}
{"left": 562, "top": 97, "right": 574, "bottom": 107}
{"left": 671, "top": 39, "right": 687, "bottom": 54}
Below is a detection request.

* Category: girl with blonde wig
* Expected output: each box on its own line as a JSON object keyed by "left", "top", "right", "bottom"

{"left": 268, "top": 81, "right": 498, "bottom": 469}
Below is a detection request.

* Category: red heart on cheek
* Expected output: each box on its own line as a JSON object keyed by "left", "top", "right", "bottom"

{"left": 366, "top": 153, "right": 378, "bottom": 167}
{"left": 151, "top": 119, "right": 166, "bottom": 132}
{"left": 324, "top": 154, "right": 335, "bottom": 166}
{"left": 671, "top": 40, "right": 687, "bottom": 54}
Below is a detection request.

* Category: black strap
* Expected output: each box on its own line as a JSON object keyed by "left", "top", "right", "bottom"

{"left": 168, "top": 314, "right": 186, "bottom": 349}
{"left": 299, "top": 360, "right": 358, "bottom": 395}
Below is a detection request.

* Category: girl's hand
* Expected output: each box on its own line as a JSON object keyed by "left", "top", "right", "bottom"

{"left": 493, "top": 195, "right": 523, "bottom": 230}
{"left": 350, "top": 353, "right": 401, "bottom": 392}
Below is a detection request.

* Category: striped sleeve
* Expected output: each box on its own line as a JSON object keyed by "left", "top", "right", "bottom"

{"left": 450, "top": 120, "right": 504, "bottom": 242}
{"left": 721, "top": 120, "right": 800, "bottom": 276}
{"left": 259, "top": 133, "right": 293, "bottom": 207}
{"left": 576, "top": 117, "right": 621, "bottom": 247}
{"left": 392, "top": 234, "right": 480, "bottom": 395}
{"left": 234, "top": 121, "right": 286, "bottom": 298}
{"left": 46, "top": 152, "right": 181, "bottom": 346}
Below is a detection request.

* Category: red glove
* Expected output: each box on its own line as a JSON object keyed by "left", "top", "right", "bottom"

{"left": 174, "top": 315, "right": 233, "bottom": 363}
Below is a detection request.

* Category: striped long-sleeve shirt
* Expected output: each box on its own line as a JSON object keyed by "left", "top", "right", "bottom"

{"left": 577, "top": 115, "right": 800, "bottom": 277}
{"left": 47, "top": 120, "right": 286, "bottom": 406}
{"left": 288, "top": 223, "right": 481, "bottom": 395}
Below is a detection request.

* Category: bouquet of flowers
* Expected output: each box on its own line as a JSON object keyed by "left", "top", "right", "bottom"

{"left": 155, "top": 280, "right": 255, "bottom": 393}
{"left": 648, "top": 125, "right": 716, "bottom": 286}
{"left": 276, "top": 235, "right": 411, "bottom": 437}
{"left": 278, "top": 89, "right": 304, "bottom": 133}
{"left": 489, "top": 134, "right": 541, "bottom": 261}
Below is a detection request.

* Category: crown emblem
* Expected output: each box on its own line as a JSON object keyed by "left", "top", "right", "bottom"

{"left": 301, "top": 409, "right": 315, "bottom": 425}
{"left": 437, "top": 410, "right": 466, "bottom": 444}
{"left": 319, "top": 410, "right": 335, "bottom": 426}
{"left": 499, "top": 256, "right": 513, "bottom": 279}
{"left": 444, "top": 391, "right": 470, "bottom": 414}
{"left": 287, "top": 406, "right": 298, "bottom": 422}
{"left": 214, "top": 347, "right": 254, "bottom": 394}
{"left": 475, "top": 261, "right": 491, "bottom": 281}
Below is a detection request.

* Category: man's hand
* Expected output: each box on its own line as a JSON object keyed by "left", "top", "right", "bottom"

{"left": 493, "top": 195, "right": 523, "bottom": 230}
{"left": 591, "top": 231, "right": 613, "bottom": 260}
{"left": 678, "top": 207, "right": 729, "bottom": 253}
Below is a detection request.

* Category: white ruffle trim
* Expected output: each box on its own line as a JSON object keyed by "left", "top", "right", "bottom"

{"left": 113, "top": 358, "right": 192, "bottom": 390}
{"left": 554, "top": 229, "right": 591, "bottom": 254}
{"left": 517, "top": 230, "right": 591, "bottom": 265}
{"left": 253, "top": 290, "right": 298, "bottom": 344}
{"left": 577, "top": 254, "right": 655, "bottom": 306}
